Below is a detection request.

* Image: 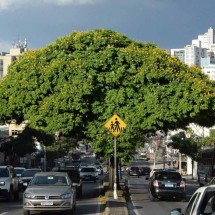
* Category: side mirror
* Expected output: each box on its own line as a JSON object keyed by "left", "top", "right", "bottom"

{"left": 170, "top": 208, "right": 182, "bottom": 215}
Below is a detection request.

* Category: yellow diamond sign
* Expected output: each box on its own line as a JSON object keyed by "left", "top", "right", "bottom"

{"left": 104, "top": 114, "right": 127, "bottom": 137}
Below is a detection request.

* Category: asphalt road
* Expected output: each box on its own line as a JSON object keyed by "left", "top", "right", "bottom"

{"left": 125, "top": 160, "right": 198, "bottom": 215}
{"left": 0, "top": 175, "right": 106, "bottom": 215}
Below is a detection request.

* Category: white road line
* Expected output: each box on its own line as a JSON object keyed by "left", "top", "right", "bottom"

{"left": 0, "top": 212, "right": 8, "bottom": 215}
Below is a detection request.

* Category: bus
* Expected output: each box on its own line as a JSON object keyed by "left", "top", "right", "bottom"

{"left": 198, "top": 147, "right": 215, "bottom": 186}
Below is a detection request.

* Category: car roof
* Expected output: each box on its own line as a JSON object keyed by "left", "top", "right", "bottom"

{"left": 34, "top": 172, "right": 68, "bottom": 176}
{"left": 0, "top": 165, "right": 13, "bottom": 168}
{"left": 24, "top": 168, "right": 41, "bottom": 171}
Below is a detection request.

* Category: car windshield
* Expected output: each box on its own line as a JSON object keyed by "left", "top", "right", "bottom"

{"left": 0, "top": 168, "right": 9, "bottom": 177}
{"left": 21, "top": 170, "right": 40, "bottom": 177}
{"left": 30, "top": 175, "right": 68, "bottom": 186}
{"left": 131, "top": 167, "right": 139, "bottom": 171}
{"left": 155, "top": 172, "right": 181, "bottom": 180}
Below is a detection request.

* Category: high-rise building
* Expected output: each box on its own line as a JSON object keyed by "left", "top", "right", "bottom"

{"left": 170, "top": 27, "right": 215, "bottom": 80}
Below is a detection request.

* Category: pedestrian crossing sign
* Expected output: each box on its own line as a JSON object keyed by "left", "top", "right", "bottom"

{"left": 104, "top": 114, "right": 127, "bottom": 137}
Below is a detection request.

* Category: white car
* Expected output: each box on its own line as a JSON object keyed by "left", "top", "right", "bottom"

{"left": 80, "top": 166, "right": 98, "bottom": 183}
{"left": 170, "top": 185, "right": 215, "bottom": 215}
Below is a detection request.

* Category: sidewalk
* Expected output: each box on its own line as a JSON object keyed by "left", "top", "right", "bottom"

{"left": 105, "top": 189, "right": 128, "bottom": 215}
{"left": 103, "top": 175, "right": 129, "bottom": 215}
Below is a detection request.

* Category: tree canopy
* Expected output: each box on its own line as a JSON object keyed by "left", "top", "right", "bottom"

{"left": 0, "top": 29, "right": 215, "bottom": 161}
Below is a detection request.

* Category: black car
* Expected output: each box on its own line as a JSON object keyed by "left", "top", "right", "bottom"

{"left": 139, "top": 166, "right": 151, "bottom": 176}
{"left": 147, "top": 170, "right": 186, "bottom": 201}
{"left": 128, "top": 167, "right": 141, "bottom": 177}
{"left": 19, "top": 168, "right": 42, "bottom": 192}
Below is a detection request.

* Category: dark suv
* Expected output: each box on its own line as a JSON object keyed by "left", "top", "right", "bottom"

{"left": 147, "top": 170, "right": 186, "bottom": 201}
{"left": 128, "top": 166, "right": 141, "bottom": 177}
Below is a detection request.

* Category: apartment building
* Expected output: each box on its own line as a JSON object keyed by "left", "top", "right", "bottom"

{"left": 171, "top": 27, "right": 215, "bottom": 80}
{"left": 0, "top": 39, "right": 28, "bottom": 131}
{"left": 0, "top": 39, "right": 27, "bottom": 80}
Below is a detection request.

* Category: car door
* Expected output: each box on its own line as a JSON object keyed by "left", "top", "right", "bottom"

{"left": 184, "top": 192, "right": 201, "bottom": 215}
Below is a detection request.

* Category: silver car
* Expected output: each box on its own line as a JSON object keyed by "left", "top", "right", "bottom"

{"left": 23, "top": 172, "right": 76, "bottom": 215}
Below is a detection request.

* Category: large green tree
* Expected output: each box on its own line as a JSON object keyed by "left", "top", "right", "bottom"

{"left": 0, "top": 29, "right": 215, "bottom": 164}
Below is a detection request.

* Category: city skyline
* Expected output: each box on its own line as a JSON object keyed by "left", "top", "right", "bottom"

{"left": 0, "top": 0, "right": 215, "bottom": 51}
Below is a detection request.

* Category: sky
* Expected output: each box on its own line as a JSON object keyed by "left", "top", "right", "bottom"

{"left": 0, "top": 0, "right": 215, "bottom": 51}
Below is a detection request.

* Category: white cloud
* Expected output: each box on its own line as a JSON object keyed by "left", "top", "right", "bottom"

{"left": 0, "top": 0, "right": 101, "bottom": 10}
{"left": 49, "top": 0, "right": 98, "bottom": 5}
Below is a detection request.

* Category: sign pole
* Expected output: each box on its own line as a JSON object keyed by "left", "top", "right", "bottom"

{"left": 104, "top": 114, "right": 127, "bottom": 200}
{"left": 113, "top": 137, "right": 118, "bottom": 199}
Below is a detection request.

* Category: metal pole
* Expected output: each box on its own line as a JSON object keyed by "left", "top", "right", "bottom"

{"left": 153, "top": 137, "right": 157, "bottom": 169}
{"left": 113, "top": 137, "right": 118, "bottom": 199}
{"left": 179, "top": 152, "right": 182, "bottom": 174}
{"left": 44, "top": 146, "right": 46, "bottom": 172}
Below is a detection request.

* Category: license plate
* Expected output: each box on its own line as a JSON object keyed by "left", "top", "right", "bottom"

{"left": 41, "top": 201, "right": 53, "bottom": 206}
{"left": 165, "top": 184, "right": 174, "bottom": 187}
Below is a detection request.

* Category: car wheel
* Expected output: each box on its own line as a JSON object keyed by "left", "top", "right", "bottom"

{"left": 181, "top": 196, "right": 188, "bottom": 202}
{"left": 66, "top": 206, "right": 75, "bottom": 215}
{"left": 14, "top": 190, "right": 19, "bottom": 200}
{"left": 7, "top": 188, "right": 14, "bottom": 201}
{"left": 77, "top": 188, "right": 82, "bottom": 198}
{"left": 23, "top": 209, "right": 30, "bottom": 215}
{"left": 149, "top": 190, "right": 155, "bottom": 201}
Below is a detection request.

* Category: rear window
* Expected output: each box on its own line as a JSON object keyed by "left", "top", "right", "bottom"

{"left": 155, "top": 171, "right": 181, "bottom": 180}
{"left": 81, "top": 168, "right": 95, "bottom": 172}
{"left": 21, "top": 169, "right": 41, "bottom": 177}
{"left": 130, "top": 167, "right": 139, "bottom": 171}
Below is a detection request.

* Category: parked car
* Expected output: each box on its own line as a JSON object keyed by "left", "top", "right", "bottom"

{"left": 128, "top": 166, "right": 141, "bottom": 177}
{"left": 139, "top": 155, "right": 149, "bottom": 161}
{"left": 148, "top": 170, "right": 186, "bottom": 201}
{"left": 23, "top": 172, "right": 76, "bottom": 215}
{"left": 170, "top": 185, "right": 215, "bottom": 215}
{"left": 0, "top": 165, "right": 19, "bottom": 200}
{"left": 19, "top": 168, "right": 42, "bottom": 192}
{"left": 80, "top": 166, "right": 98, "bottom": 182}
{"left": 14, "top": 167, "right": 26, "bottom": 178}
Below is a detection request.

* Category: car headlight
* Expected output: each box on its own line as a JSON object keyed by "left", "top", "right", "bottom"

{"left": 24, "top": 192, "right": 36, "bottom": 199}
{"left": 61, "top": 192, "right": 72, "bottom": 199}
{"left": 0, "top": 181, "right": 5, "bottom": 186}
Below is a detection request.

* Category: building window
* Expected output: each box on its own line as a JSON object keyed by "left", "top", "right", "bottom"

{"left": 11, "top": 130, "right": 21, "bottom": 136}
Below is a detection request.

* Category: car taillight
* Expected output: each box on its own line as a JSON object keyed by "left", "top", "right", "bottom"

{"left": 180, "top": 180, "right": 185, "bottom": 188}
{"left": 153, "top": 180, "right": 159, "bottom": 187}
